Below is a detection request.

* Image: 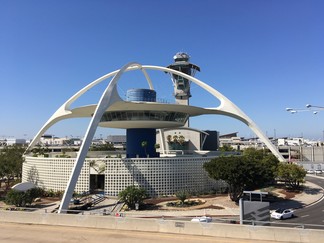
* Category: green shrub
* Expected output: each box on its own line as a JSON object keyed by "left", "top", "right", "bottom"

{"left": 175, "top": 190, "right": 190, "bottom": 205}
{"left": 118, "top": 186, "right": 148, "bottom": 210}
{"left": 5, "top": 187, "right": 43, "bottom": 207}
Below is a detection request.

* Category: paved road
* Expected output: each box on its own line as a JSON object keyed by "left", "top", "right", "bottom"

{"left": 287, "top": 175, "right": 324, "bottom": 228}
{"left": 0, "top": 222, "right": 282, "bottom": 243}
{"left": 270, "top": 175, "right": 324, "bottom": 229}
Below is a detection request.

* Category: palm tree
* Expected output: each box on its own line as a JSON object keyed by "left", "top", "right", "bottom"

{"left": 141, "top": 140, "right": 148, "bottom": 157}
{"left": 178, "top": 135, "right": 185, "bottom": 145}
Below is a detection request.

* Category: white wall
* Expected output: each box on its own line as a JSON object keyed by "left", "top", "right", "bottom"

{"left": 0, "top": 211, "right": 323, "bottom": 243}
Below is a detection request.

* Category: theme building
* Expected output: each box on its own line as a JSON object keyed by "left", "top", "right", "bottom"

{"left": 22, "top": 53, "right": 284, "bottom": 213}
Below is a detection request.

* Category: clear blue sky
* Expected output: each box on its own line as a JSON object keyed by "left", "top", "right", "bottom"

{"left": 1, "top": 0, "right": 323, "bottom": 140}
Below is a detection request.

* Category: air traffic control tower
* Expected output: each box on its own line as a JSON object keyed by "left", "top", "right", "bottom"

{"left": 167, "top": 52, "right": 200, "bottom": 105}
{"left": 167, "top": 52, "right": 200, "bottom": 127}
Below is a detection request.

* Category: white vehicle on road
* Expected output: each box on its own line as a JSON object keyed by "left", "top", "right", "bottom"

{"left": 191, "top": 216, "right": 212, "bottom": 222}
{"left": 271, "top": 208, "right": 294, "bottom": 220}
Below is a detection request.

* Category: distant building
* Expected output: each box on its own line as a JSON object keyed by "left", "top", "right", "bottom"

{"left": 278, "top": 137, "right": 321, "bottom": 147}
{"left": 202, "top": 130, "right": 219, "bottom": 151}
{"left": 3, "top": 138, "right": 26, "bottom": 146}
{"left": 39, "top": 135, "right": 67, "bottom": 146}
{"left": 106, "top": 135, "right": 126, "bottom": 149}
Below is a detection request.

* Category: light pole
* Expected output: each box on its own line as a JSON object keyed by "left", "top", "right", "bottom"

{"left": 286, "top": 104, "right": 324, "bottom": 114}
{"left": 287, "top": 104, "right": 324, "bottom": 162}
{"left": 306, "top": 104, "right": 324, "bottom": 114}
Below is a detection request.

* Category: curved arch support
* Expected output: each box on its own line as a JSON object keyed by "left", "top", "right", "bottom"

{"left": 25, "top": 106, "right": 73, "bottom": 153}
{"left": 142, "top": 65, "right": 285, "bottom": 162}
{"left": 26, "top": 63, "right": 154, "bottom": 152}
{"left": 58, "top": 62, "right": 140, "bottom": 213}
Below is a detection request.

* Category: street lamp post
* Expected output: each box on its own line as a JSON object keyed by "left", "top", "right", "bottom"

{"left": 286, "top": 104, "right": 324, "bottom": 114}
{"left": 286, "top": 104, "right": 324, "bottom": 162}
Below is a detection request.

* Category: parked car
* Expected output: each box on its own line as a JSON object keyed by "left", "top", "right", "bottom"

{"left": 315, "top": 169, "right": 323, "bottom": 174}
{"left": 191, "top": 216, "right": 212, "bottom": 223}
{"left": 307, "top": 170, "right": 315, "bottom": 174}
{"left": 270, "top": 208, "right": 294, "bottom": 220}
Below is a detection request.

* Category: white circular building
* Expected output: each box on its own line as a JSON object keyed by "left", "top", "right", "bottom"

{"left": 22, "top": 54, "right": 284, "bottom": 213}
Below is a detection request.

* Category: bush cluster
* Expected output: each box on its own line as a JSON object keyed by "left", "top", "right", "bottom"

{"left": 5, "top": 187, "right": 43, "bottom": 207}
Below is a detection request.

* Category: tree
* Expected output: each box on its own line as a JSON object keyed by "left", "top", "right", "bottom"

{"left": 218, "top": 144, "right": 235, "bottom": 152}
{"left": 204, "top": 156, "right": 247, "bottom": 201}
{"left": 89, "top": 160, "right": 105, "bottom": 174}
{"left": 5, "top": 187, "right": 43, "bottom": 207}
{"left": 31, "top": 144, "right": 50, "bottom": 156}
{"left": 277, "top": 163, "right": 306, "bottom": 189}
{"left": 242, "top": 147, "right": 265, "bottom": 160}
{"left": 204, "top": 149, "right": 279, "bottom": 201}
{"left": 0, "top": 145, "right": 25, "bottom": 190}
{"left": 118, "top": 186, "right": 148, "bottom": 210}
{"left": 243, "top": 148, "right": 280, "bottom": 184}
{"left": 141, "top": 141, "right": 148, "bottom": 157}
{"left": 178, "top": 135, "right": 185, "bottom": 145}
{"left": 89, "top": 143, "right": 115, "bottom": 151}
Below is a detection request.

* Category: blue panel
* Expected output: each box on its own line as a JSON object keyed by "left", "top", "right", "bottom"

{"left": 126, "top": 129, "right": 158, "bottom": 158}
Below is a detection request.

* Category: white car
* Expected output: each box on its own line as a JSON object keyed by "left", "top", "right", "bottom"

{"left": 191, "top": 216, "right": 212, "bottom": 223}
{"left": 315, "top": 169, "right": 323, "bottom": 174}
{"left": 271, "top": 208, "right": 294, "bottom": 220}
{"left": 307, "top": 170, "right": 315, "bottom": 174}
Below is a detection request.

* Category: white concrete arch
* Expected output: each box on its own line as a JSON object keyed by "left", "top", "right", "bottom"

{"left": 26, "top": 63, "right": 153, "bottom": 152}
{"left": 58, "top": 62, "right": 141, "bottom": 212}
{"left": 142, "top": 65, "right": 285, "bottom": 162}
{"left": 27, "top": 63, "right": 284, "bottom": 161}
